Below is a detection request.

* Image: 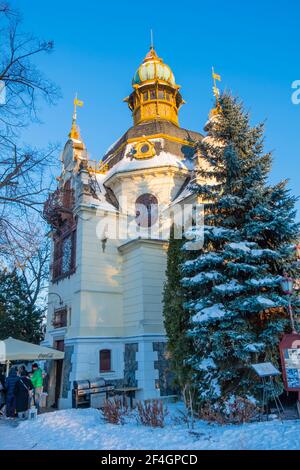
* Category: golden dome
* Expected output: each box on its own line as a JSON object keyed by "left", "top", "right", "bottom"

{"left": 125, "top": 47, "right": 184, "bottom": 127}
{"left": 132, "top": 48, "right": 176, "bottom": 87}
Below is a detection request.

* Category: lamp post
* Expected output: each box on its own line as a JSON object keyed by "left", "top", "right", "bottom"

{"left": 280, "top": 274, "right": 297, "bottom": 334}
{"left": 48, "top": 292, "right": 63, "bottom": 306}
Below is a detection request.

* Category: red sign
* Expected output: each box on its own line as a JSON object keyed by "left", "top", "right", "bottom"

{"left": 279, "top": 333, "right": 300, "bottom": 391}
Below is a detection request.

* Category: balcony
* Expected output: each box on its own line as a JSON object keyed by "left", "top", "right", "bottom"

{"left": 43, "top": 186, "right": 74, "bottom": 229}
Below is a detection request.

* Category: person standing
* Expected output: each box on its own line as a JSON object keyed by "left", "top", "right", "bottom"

{"left": 0, "top": 366, "right": 6, "bottom": 416}
{"left": 31, "top": 363, "right": 43, "bottom": 413}
{"left": 18, "top": 365, "right": 29, "bottom": 377}
{"left": 14, "top": 371, "right": 33, "bottom": 419}
{"left": 5, "top": 367, "right": 19, "bottom": 418}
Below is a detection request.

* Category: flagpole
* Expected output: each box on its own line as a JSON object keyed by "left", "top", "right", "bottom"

{"left": 73, "top": 92, "right": 78, "bottom": 121}
{"left": 150, "top": 29, "right": 154, "bottom": 49}
{"left": 212, "top": 66, "right": 216, "bottom": 90}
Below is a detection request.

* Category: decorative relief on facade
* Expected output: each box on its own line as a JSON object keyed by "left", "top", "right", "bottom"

{"left": 132, "top": 140, "right": 155, "bottom": 160}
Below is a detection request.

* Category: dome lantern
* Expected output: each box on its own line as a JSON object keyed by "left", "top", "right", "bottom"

{"left": 124, "top": 47, "right": 185, "bottom": 127}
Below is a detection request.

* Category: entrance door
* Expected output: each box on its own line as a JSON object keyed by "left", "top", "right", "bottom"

{"left": 54, "top": 340, "right": 65, "bottom": 406}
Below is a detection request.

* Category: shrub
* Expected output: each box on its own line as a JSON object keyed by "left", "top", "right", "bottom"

{"left": 136, "top": 399, "right": 168, "bottom": 428}
{"left": 199, "top": 396, "right": 259, "bottom": 425}
{"left": 101, "top": 398, "right": 128, "bottom": 425}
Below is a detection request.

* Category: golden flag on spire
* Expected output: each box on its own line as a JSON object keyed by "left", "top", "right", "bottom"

{"left": 212, "top": 71, "right": 221, "bottom": 82}
{"left": 69, "top": 94, "right": 84, "bottom": 139}
{"left": 212, "top": 68, "right": 222, "bottom": 100}
{"left": 210, "top": 67, "right": 222, "bottom": 117}
{"left": 74, "top": 97, "right": 84, "bottom": 107}
{"left": 74, "top": 98, "right": 83, "bottom": 108}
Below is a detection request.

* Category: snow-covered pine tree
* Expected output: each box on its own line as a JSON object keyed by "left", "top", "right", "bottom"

{"left": 163, "top": 225, "right": 193, "bottom": 389}
{"left": 182, "top": 94, "right": 300, "bottom": 409}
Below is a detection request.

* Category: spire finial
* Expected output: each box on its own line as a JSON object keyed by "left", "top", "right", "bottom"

{"left": 150, "top": 29, "right": 154, "bottom": 50}
{"left": 69, "top": 93, "right": 84, "bottom": 140}
{"left": 211, "top": 67, "right": 222, "bottom": 116}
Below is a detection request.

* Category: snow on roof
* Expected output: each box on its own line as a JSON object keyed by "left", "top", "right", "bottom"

{"left": 170, "top": 184, "right": 194, "bottom": 206}
{"left": 86, "top": 172, "right": 118, "bottom": 213}
{"left": 104, "top": 135, "right": 124, "bottom": 156}
{"left": 104, "top": 150, "right": 193, "bottom": 180}
{"left": 70, "top": 138, "right": 83, "bottom": 145}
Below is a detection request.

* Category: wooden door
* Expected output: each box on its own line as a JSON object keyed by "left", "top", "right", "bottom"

{"left": 54, "top": 340, "right": 65, "bottom": 406}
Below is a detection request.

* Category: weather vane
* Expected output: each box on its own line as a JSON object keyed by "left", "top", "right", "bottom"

{"left": 73, "top": 93, "right": 84, "bottom": 120}
{"left": 69, "top": 93, "right": 84, "bottom": 139}
{"left": 211, "top": 67, "right": 222, "bottom": 115}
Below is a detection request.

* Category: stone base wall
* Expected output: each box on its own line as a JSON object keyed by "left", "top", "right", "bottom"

{"left": 107, "top": 343, "right": 138, "bottom": 389}
{"left": 153, "top": 342, "right": 178, "bottom": 396}
{"left": 55, "top": 337, "right": 175, "bottom": 408}
{"left": 62, "top": 345, "right": 74, "bottom": 399}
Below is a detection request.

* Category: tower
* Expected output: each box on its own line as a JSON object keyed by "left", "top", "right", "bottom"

{"left": 43, "top": 47, "right": 203, "bottom": 408}
{"left": 124, "top": 47, "right": 184, "bottom": 127}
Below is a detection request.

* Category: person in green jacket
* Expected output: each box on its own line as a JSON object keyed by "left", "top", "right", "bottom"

{"left": 31, "top": 363, "right": 43, "bottom": 413}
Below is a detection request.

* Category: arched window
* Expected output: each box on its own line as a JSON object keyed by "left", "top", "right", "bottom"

{"left": 99, "top": 349, "right": 112, "bottom": 372}
{"left": 135, "top": 193, "right": 158, "bottom": 228}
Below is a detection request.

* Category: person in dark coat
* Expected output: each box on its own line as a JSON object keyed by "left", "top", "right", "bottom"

{"left": 0, "top": 366, "right": 6, "bottom": 415}
{"left": 5, "top": 367, "right": 19, "bottom": 418}
{"left": 18, "top": 365, "right": 29, "bottom": 377}
{"left": 0, "top": 366, "right": 5, "bottom": 387}
{"left": 14, "top": 371, "right": 33, "bottom": 419}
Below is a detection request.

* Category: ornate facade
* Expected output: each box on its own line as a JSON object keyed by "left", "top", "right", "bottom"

{"left": 43, "top": 47, "right": 203, "bottom": 408}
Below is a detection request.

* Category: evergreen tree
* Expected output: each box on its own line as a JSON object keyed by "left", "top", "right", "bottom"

{"left": 163, "top": 225, "right": 193, "bottom": 389}
{"left": 181, "top": 94, "right": 300, "bottom": 408}
{"left": 0, "top": 269, "right": 44, "bottom": 343}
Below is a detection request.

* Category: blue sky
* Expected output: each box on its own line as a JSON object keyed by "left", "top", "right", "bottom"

{"left": 15, "top": 0, "right": 300, "bottom": 216}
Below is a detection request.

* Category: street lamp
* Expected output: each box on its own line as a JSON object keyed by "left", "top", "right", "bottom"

{"left": 48, "top": 292, "right": 63, "bottom": 306}
{"left": 280, "top": 274, "right": 297, "bottom": 334}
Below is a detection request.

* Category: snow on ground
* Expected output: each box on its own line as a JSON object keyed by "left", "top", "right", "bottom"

{"left": 0, "top": 404, "right": 299, "bottom": 450}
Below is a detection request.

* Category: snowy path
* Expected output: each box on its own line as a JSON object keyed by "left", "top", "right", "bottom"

{"left": 0, "top": 407, "right": 299, "bottom": 450}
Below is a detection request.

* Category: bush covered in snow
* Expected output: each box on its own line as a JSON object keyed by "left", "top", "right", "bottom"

{"left": 136, "top": 400, "right": 168, "bottom": 428}
{"left": 101, "top": 398, "right": 128, "bottom": 425}
{"left": 199, "top": 397, "right": 259, "bottom": 425}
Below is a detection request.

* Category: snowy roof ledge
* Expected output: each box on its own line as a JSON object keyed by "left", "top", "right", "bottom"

{"left": 118, "top": 237, "right": 169, "bottom": 254}
{"left": 75, "top": 200, "right": 118, "bottom": 215}
{"left": 103, "top": 151, "right": 192, "bottom": 185}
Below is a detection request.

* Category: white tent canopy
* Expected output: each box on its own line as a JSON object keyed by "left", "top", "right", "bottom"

{"left": 0, "top": 337, "right": 64, "bottom": 362}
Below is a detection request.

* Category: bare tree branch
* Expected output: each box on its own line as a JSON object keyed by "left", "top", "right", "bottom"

{"left": 0, "top": 4, "right": 60, "bottom": 256}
